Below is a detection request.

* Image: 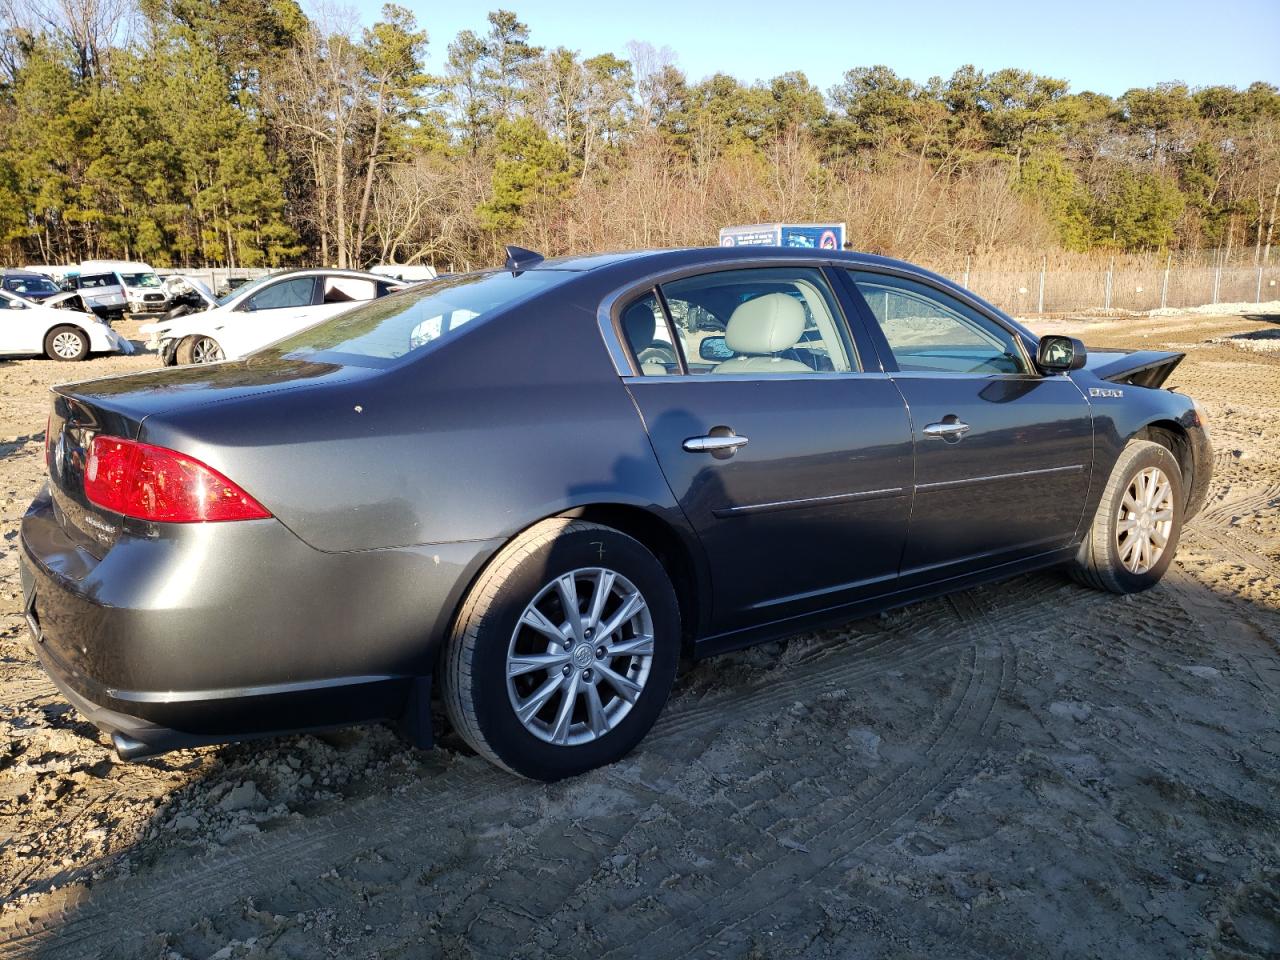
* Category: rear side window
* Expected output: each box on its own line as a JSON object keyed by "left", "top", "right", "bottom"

{"left": 258, "top": 268, "right": 574, "bottom": 366}
{"left": 247, "top": 277, "right": 316, "bottom": 311}
{"left": 323, "top": 277, "right": 377, "bottom": 303}
{"left": 626, "top": 267, "right": 856, "bottom": 375}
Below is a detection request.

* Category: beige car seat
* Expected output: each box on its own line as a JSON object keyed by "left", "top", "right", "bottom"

{"left": 712, "top": 293, "right": 812, "bottom": 374}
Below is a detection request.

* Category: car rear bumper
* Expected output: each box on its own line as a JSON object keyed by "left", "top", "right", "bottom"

{"left": 19, "top": 486, "right": 499, "bottom": 759}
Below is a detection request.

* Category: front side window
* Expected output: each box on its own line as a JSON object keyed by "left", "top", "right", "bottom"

{"left": 628, "top": 267, "right": 855, "bottom": 375}
{"left": 849, "top": 272, "right": 1028, "bottom": 375}
{"left": 246, "top": 276, "right": 316, "bottom": 311}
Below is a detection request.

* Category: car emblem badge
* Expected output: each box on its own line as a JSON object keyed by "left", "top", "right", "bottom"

{"left": 1089, "top": 387, "right": 1124, "bottom": 398}
{"left": 54, "top": 433, "right": 66, "bottom": 479}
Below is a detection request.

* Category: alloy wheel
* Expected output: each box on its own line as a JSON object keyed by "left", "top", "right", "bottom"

{"left": 1116, "top": 465, "right": 1174, "bottom": 574}
{"left": 191, "top": 337, "right": 223, "bottom": 363}
{"left": 506, "top": 567, "right": 654, "bottom": 746}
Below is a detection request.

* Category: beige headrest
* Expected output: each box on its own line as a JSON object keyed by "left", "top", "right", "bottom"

{"left": 725, "top": 294, "right": 805, "bottom": 355}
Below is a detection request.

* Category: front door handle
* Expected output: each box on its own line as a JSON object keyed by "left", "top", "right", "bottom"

{"left": 683, "top": 432, "right": 749, "bottom": 455}
{"left": 923, "top": 418, "right": 971, "bottom": 441}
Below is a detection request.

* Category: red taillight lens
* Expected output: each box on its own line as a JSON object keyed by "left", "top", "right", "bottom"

{"left": 84, "top": 436, "right": 271, "bottom": 523}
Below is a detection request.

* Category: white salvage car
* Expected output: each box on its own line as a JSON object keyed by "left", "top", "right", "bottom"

{"left": 140, "top": 268, "right": 405, "bottom": 365}
{"left": 0, "top": 289, "right": 134, "bottom": 361}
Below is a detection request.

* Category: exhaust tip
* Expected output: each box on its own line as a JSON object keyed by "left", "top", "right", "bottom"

{"left": 111, "top": 731, "right": 158, "bottom": 761}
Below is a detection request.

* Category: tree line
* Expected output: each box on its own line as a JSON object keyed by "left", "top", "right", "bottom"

{"left": 1, "top": 0, "right": 1277, "bottom": 270}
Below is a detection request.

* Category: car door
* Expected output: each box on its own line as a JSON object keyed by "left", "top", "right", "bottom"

{"left": 615, "top": 264, "right": 915, "bottom": 638}
{"left": 232, "top": 275, "right": 321, "bottom": 353}
{"left": 841, "top": 269, "right": 1093, "bottom": 580}
{"left": 0, "top": 292, "right": 43, "bottom": 355}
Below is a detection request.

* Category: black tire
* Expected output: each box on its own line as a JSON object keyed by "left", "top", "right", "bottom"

{"left": 1070, "top": 439, "right": 1184, "bottom": 594}
{"left": 441, "top": 518, "right": 680, "bottom": 780}
{"left": 43, "top": 325, "right": 89, "bottom": 362}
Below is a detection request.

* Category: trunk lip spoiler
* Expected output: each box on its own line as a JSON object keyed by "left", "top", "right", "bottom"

{"left": 1080, "top": 349, "right": 1185, "bottom": 388}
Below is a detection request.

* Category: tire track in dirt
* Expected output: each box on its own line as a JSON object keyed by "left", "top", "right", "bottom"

{"left": 628, "top": 590, "right": 1020, "bottom": 960}
{"left": 0, "top": 578, "right": 1089, "bottom": 958}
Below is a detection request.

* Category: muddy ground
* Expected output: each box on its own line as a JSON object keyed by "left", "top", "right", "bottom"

{"left": 0, "top": 311, "right": 1277, "bottom": 959}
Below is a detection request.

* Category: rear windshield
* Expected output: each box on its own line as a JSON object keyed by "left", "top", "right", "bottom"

{"left": 3, "top": 276, "right": 57, "bottom": 295}
{"left": 257, "top": 269, "right": 574, "bottom": 367}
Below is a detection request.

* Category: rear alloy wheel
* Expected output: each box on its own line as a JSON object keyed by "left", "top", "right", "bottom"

{"left": 44, "top": 325, "right": 89, "bottom": 361}
{"left": 1070, "top": 439, "right": 1184, "bottom": 593}
{"left": 178, "top": 335, "right": 224, "bottom": 364}
{"left": 442, "top": 519, "right": 679, "bottom": 780}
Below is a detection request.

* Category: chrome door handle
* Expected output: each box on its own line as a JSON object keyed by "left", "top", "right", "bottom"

{"left": 923, "top": 419, "right": 971, "bottom": 440}
{"left": 683, "top": 434, "right": 749, "bottom": 453}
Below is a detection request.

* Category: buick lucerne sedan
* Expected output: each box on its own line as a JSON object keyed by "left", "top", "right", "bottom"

{"left": 21, "top": 246, "right": 1211, "bottom": 779}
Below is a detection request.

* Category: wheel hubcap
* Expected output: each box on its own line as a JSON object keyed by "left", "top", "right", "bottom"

{"left": 1116, "top": 466, "right": 1174, "bottom": 575}
{"left": 506, "top": 567, "right": 654, "bottom": 746}
{"left": 53, "top": 332, "right": 81, "bottom": 357}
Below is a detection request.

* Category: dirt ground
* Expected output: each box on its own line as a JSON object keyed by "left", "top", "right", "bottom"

{"left": 0, "top": 311, "right": 1277, "bottom": 959}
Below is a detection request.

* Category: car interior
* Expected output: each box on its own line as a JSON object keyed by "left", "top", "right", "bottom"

{"left": 622, "top": 268, "right": 855, "bottom": 375}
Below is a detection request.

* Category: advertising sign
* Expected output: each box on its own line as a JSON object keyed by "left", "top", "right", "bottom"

{"left": 718, "top": 223, "right": 845, "bottom": 250}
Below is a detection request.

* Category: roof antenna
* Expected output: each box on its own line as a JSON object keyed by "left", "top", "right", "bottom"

{"left": 504, "top": 245, "right": 544, "bottom": 274}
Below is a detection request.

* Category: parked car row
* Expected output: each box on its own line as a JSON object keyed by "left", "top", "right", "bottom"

{"left": 2, "top": 263, "right": 432, "bottom": 363}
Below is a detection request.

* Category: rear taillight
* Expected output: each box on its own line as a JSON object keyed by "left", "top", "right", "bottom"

{"left": 84, "top": 436, "right": 271, "bottom": 523}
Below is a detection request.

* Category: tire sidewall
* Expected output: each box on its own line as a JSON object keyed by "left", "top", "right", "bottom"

{"left": 466, "top": 526, "right": 680, "bottom": 780}
{"left": 1098, "top": 442, "right": 1184, "bottom": 591}
{"left": 45, "top": 326, "right": 88, "bottom": 362}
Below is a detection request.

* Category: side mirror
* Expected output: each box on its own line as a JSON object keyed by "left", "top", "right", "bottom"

{"left": 1037, "top": 335, "right": 1086, "bottom": 373}
{"left": 699, "top": 335, "right": 733, "bottom": 362}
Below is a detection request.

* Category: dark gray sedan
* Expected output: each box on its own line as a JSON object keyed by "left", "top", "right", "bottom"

{"left": 20, "top": 247, "right": 1212, "bottom": 779}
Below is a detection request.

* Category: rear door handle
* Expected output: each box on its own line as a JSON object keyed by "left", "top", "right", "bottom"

{"left": 683, "top": 433, "right": 749, "bottom": 454}
{"left": 923, "top": 419, "right": 971, "bottom": 441}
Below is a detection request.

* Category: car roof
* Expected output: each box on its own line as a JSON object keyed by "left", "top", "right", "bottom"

{"left": 531, "top": 246, "right": 946, "bottom": 277}
{"left": 257, "top": 268, "right": 393, "bottom": 281}
{"left": 1, "top": 269, "right": 53, "bottom": 278}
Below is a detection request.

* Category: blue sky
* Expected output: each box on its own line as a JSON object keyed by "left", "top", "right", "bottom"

{"left": 345, "top": 0, "right": 1280, "bottom": 96}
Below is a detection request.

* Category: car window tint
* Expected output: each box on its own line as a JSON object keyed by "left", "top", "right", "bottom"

{"left": 323, "top": 277, "right": 377, "bottom": 303}
{"left": 248, "top": 277, "right": 315, "bottom": 311}
{"left": 657, "top": 267, "right": 855, "bottom": 375}
{"left": 619, "top": 293, "right": 680, "bottom": 375}
{"left": 849, "top": 272, "right": 1027, "bottom": 375}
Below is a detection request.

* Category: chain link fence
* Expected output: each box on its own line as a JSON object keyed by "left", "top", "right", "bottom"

{"left": 952, "top": 262, "right": 1280, "bottom": 316}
